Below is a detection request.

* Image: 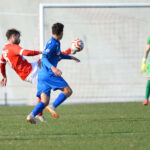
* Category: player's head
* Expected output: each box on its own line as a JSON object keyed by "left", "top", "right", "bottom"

{"left": 6, "top": 29, "right": 21, "bottom": 45}
{"left": 52, "top": 23, "right": 64, "bottom": 40}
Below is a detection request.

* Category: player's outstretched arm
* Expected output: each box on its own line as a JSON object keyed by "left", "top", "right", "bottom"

{"left": 60, "top": 52, "right": 80, "bottom": 62}
{"left": 70, "top": 56, "right": 80, "bottom": 62}
{"left": 60, "top": 52, "right": 72, "bottom": 60}
{"left": 21, "top": 49, "right": 42, "bottom": 56}
{"left": 0, "top": 56, "right": 7, "bottom": 86}
{"left": 13, "top": 45, "right": 42, "bottom": 57}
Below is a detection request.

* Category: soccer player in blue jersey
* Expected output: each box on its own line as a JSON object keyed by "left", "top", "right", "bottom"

{"left": 27, "top": 23, "right": 80, "bottom": 124}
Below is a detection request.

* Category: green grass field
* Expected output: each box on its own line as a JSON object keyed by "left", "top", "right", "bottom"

{"left": 0, "top": 102, "right": 150, "bottom": 150}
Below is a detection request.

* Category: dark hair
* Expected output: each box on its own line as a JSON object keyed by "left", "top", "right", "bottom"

{"left": 6, "top": 29, "right": 20, "bottom": 40}
{"left": 52, "top": 23, "right": 64, "bottom": 36}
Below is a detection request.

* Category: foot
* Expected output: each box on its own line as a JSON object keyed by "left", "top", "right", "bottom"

{"left": 27, "top": 113, "right": 37, "bottom": 124}
{"left": 45, "top": 105, "right": 59, "bottom": 119}
{"left": 35, "top": 115, "right": 47, "bottom": 123}
{"left": 143, "top": 100, "right": 149, "bottom": 106}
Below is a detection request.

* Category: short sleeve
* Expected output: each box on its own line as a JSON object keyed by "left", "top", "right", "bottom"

{"left": 43, "top": 42, "right": 57, "bottom": 56}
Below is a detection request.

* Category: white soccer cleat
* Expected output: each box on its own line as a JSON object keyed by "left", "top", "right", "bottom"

{"left": 35, "top": 115, "right": 47, "bottom": 123}
{"left": 27, "top": 113, "right": 37, "bottom": 124}
{"left": 45, "top": 105, "right": 59, "bottom": 119}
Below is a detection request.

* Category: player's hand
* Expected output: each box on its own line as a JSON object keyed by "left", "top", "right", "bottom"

{"left": 51, "top": 66, "right": 62, "bottom": 76}
{"left": 141, "top": 60, "right": 147, "bottom": 72}
{"left": 71, "top": 56, "right": 80, "bottom": 62}
{"left": 39, "top": 51, "right": 43, "bottom": 54}
{"left": 1, "top": 77, "right": 7, "bottom": 86}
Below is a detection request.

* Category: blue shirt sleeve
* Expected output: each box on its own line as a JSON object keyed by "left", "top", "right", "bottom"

{"left": 60, "top": 53, "right": 71, "bottom": 59}
{"left": 42, "top": 42, "right": 57, "bottom": 68}
{"left": 42, "top": 54, "right": 53, "bottom": 68}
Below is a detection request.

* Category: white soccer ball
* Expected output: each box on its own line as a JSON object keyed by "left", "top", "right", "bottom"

{"left": 71, "top": 39, "right": 84, "bottom": 54}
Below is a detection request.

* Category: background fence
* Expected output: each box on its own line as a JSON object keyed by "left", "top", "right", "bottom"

{"left": 0, "top": 1, "right": 150, "bottom": 105}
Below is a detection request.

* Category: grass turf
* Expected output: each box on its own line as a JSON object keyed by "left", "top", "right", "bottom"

{"left": 0, "top": 102, "right": 150, "bottom": 150}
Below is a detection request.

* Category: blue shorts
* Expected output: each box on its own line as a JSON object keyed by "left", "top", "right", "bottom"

{"left": 36, "top": 73, "right": 68, "bottom": 98}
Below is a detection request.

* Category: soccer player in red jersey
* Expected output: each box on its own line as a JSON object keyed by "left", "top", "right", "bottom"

{"left": 0, "top": 29, "right": 42, "bottom": 85}
{"left": 0, "top": 29, "right": 47, "bottom": 121}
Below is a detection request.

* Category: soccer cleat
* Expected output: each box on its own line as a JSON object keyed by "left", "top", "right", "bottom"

{"left": 35, "top": 115, "right": 47, "bottom": 123}
{"left": 27, "top": 113, "right": 37, "bottom": 124}
{"left": 45, "top": 105, "right": 59, "bottom": 119}
{"left": 143, "top": 100, "right": 149, "bottom": 106}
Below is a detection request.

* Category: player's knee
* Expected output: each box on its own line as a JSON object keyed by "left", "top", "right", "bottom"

{"left": 44, "top": 101, "right": 49, "bottom": 106}
{"left": 40, "top": 93, "right": 50, "bottom": 106}
{"left": 64, "top": 86, "right": 72, "bottom": 97}
{"left": 41, "top": 100, "right": 49, "bottom": 106}
{"left": 67, "top": 87, "right": 73, "bottom": 97}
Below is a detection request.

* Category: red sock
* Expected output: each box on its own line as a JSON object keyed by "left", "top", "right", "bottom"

{"left": 37, "top": 98, "right": 43, "bottom": 116}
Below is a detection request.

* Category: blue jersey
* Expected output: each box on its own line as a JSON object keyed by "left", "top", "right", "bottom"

{"left": 40, "top": 37, "right": 71, "bottom": 76}
{"left": 36, "top": 37, "right": 71, "bottom": 98}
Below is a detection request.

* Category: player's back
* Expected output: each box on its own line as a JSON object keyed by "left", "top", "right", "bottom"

{"left": 2, "top": 44, "right": 32, "bottom": 80}
{"left": 39, "top": 37, "right": 61, "bottom": 76}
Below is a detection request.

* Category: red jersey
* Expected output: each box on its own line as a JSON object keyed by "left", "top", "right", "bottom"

{"left": 0, "top": 44, "right": 40, "bottom": 80}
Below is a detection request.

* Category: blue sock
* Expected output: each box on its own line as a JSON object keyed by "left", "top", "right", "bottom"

{"left": 32, "top": 101, "right": 45, "bottom": 117}
{"left": 52, "top": 93, "right": 67, "bottom": 108}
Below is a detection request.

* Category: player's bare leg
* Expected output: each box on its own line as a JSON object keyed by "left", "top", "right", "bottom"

{"left": 46, "top": 86, "right": 72, "bottom": 118}
{"left": 61, "top": 86, "right": 73, "bottom": 98}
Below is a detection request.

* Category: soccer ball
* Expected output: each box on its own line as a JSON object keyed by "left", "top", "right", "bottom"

{"left": 71, "top": 39, "right": 84, "bottom": 54}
